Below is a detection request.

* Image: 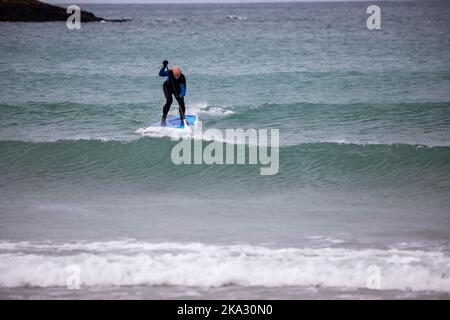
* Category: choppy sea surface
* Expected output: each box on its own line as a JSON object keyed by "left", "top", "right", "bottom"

{"left": 0, "top": 2, "right": 450, "bottom": 299}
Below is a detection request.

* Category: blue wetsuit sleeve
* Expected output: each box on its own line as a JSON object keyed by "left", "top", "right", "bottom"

{"left": 159, "top": 67, "right": 169, "bottom": 77}
{"left": 180, "top": 83, "right": 186, "bottom": 97}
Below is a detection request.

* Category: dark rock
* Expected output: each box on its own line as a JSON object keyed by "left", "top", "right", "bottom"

{"left": 0, "top": 0, "right": 130, "bottom": 22}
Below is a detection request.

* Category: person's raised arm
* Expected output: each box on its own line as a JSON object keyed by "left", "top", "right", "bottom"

{"left": 159, "top": 60, "right": 169, "bottom": 77}
{"left": 159, "top": 67, "right": 169, "bottom": 77}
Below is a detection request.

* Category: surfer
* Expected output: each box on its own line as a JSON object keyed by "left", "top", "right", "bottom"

{"left": 159, "top": 60, "right": 187, "bottom": 127}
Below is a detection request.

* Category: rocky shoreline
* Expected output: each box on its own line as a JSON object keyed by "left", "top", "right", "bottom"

{"left": 0, "top": 0, "right": 130, "bottom": 22}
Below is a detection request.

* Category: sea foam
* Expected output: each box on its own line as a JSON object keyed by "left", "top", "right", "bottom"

{"left": 0, "top": 240, "right": 449, "bottom": 292}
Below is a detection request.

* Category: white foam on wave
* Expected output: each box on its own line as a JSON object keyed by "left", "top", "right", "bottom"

{"left": 136, "top": 123, "right": 262, "bottom": 146}
{"left": 135, "top": 124, "right": 194, "bottom": 140}
{"left": 284, "top": 137, "right": 450, "bottom": 148}
{"left": 189, "top": 102, "right": 234, "bottom": 117}
{"left": 135, "top": 102, "right": 239, "bottom": 142}
{"left": 0, "top": 240, "right": 449, "bottom": 292}
{"left": 226, "top": 15, "right": 247, "bottom": 20}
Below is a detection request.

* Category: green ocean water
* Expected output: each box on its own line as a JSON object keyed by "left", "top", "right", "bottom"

{"left": 0, "top": 2, "right": 450, "bottom": 299}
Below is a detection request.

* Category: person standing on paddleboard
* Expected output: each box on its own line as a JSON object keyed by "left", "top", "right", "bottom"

{"left": 159, "top": 60, "right": 187, "bottom": 127}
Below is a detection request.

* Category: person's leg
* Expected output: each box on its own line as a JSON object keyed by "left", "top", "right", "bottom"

{"left": 161, "top": 81, "right": 173, "bottom": 126}
{"left": 176, "top": 96, "right": 186, "bottom": 125}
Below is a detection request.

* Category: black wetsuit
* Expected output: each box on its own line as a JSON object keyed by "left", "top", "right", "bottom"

{"left": 159, "top": 67, "right": 187, "bottom": 124}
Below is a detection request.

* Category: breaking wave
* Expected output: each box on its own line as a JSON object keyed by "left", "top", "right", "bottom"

{"left": 0, "top": 240, "right": 449, "bottom": 292}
